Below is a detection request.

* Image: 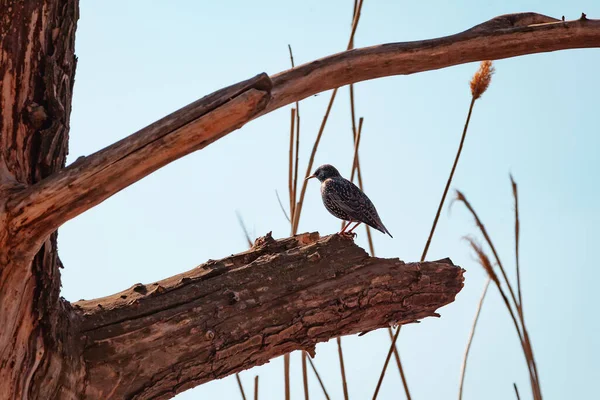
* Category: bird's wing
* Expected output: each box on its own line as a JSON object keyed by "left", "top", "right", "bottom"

{"left": 327, "top": 179, "right": 387, "bottom": 232}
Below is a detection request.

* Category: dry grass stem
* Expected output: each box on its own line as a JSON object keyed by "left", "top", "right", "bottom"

{"left": 336, "top": 337, "right": 350, "bottom": 400}
{"left": 511, "top": 174, "right": 523, "bottom": 309}
{"left": 307, "top": 353, "right": 331, "bottom": 400}
{"left": 458, "top": 277, "right": 491, "bottom": 400}
{"left": 284, "top": 354, "right": 290, "bottom": 400}
{"left": 290, "top": 0, "right": 366, "bottom": 234}
{"left": 347, "top": 0, "right": 364, "bottom": 49}
{"left": 514, "top": 383, "right": 521, "bottom": 400}
{"left": 288, "top": 108, "right": 297, "bottom": 227}
{"left": 349, "top": 117, "right": 364, "bottom": 183}
{"left": 387, "top": 327, "right": 412, "bottom": 400}
{"left": 288, "top": 45, "right": 302, "bottom": 228}
{"left": 420, "top": 92, "right": 477, "bottom": 262}
{"left": 292, "top": 88, "right": 339, "bottom": 234}
{"left": 470, "top": 60, "right": 495, "bottom": 99}
{"left": 275, "top": 190, "right": 291, "bottom": 223}
{"left": 373, "top": 326, "right": 401, "bottom": 399}
{"left": 302, "top": 351, "right": 309, "bottom": 400}
{"left": 236, "top": 373, "right": 247, "bottom": 400}
{"left": 457, "top": 188, "right": 541, "bottom": 400}
{"left": 455, "top": 191, "right": 521, "bottom": 317}
{"left": 254, "top": 376, "right": 259, "bottom": 400}
{"left": 236, "top": 211, "right": 254, "bottom": 248}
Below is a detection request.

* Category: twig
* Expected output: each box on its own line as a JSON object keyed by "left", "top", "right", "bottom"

{"left": 236, "top": 373, "right": 248, "bottom": 400}
{"left": 307, "top": 353, "right": 332, "bottom": 400}
{"left": 275, "top": 190, "right": 291, "bottom": 223}
{"left": 458, "top": 278, "right": 491, "bottom": 400}
{"left": 420, "top": 96, "right": 476, "bottom": 262}
{"left": 254, "top": 376, "right": 259, "bottom": 400}
{"left": 302, "top": 351, "right": 309, "bottom": 400}
{"left": 337, "top": 337, "right": 350, "bottom": 400}
{"left": 372, "top": 326, "right": 401, "bottom": 399}
{"left": 236, "top": 211, "right": 253, "bottom": 248}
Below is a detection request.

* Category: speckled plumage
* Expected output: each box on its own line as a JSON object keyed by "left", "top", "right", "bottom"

{"left": 308, "top": 164, "right": 392, "bottom": 238}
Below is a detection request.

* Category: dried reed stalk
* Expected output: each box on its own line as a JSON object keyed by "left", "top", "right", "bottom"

{"left": 421, "top": 60, "right": 494, "bottom": 262}
{"left": 307, "top": 353, "right": 331, "bottom": 400}
{"left": 458, "top": 278, "right": 491, "bottom": 400}
{"left": 284, "top": 354, "right": 290, "bottom": 400}
{"left": 288, "top": 108, "right": 297, "bottom": 229}
{"left": 337, "top": 337, "right": 350, "bottom": 400}
{"left": 372, "top": 326, "right": 401, "bottom": 399}
{"left": 236, "top": 373, "right": 247, "bottom": 400}
{"left": 291, "top": 0, "right": 366, "bottom": 234}
{"left": 456, "top": 188, "right": 542, "bottom": 400}
{"left": 302, "top": 351, "right": 309, "bottom": 400}
{"left": 254, "top": 376, "right": 259, "bottom": 400}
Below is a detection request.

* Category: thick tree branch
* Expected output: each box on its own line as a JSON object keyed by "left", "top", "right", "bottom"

{"left": 7, "top": 12, "right": 600, "bottom": 252}
{"left": 74, "top": 233, "right": 464, "bottom": 399}
{"left": 8, "top": 74, "right": 272, "bottom": 254}
{"left": 263, "top": 13, "right": 600, "bottom": 114}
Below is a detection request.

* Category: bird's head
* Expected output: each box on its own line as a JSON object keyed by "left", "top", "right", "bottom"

{"left": 306, "top": 164, "right": 341, "bottom": 182}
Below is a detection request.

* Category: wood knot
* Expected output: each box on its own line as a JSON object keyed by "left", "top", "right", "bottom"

{"left": 25, "top": 102, "right": 48, "bottom": 129}
{"left": 224, "top": 289, "right": 240, "bottom": 304}
{"left": 132, "top": 284, "right": 147, "bottom": 294}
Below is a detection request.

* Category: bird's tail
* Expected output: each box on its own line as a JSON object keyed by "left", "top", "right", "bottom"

{"left": 378, "top": 223, "right": 393, "bottom": 238}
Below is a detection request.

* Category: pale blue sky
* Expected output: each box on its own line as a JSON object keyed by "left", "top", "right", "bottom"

{"left": 62, "top": 1, "right": 599, "bottom": 399}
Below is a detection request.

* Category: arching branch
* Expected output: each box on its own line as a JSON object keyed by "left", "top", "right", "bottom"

{"left": 7, "top": 12, "right": 600, "bottom": 255}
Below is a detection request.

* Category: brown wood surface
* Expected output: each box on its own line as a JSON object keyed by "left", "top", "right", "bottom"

{"left": 76, "top": 233, "right": 464, "bottom": 399}
{"left": 0, "top": 4, "right": 597, "bottom": 398}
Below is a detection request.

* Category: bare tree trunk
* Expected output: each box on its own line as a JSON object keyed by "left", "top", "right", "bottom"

{"left": 0, "top": 2, "right": 597, "bottom": 398}
{"left": 0, "top": 0, "right": 82, "bottom": 398}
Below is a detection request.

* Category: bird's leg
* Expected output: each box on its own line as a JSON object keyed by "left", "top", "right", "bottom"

{"left": 347, "top": 222, "right": 362, "bottom": 234}
{"left": 339, "top": 220, "right": 353, "bottom": 234}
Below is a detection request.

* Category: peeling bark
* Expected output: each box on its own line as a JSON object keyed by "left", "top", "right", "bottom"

{"left": 75, "top": 233, "right": 464, "bottom": 399}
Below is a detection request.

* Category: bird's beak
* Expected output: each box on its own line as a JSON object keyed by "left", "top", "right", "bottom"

{"left": 305, "top": 174, "right": 316, "bottom": 181}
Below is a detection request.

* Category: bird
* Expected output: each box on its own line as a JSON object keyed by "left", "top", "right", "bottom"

{"left": 306, "top": 164, "right": 392, "bottom": 238}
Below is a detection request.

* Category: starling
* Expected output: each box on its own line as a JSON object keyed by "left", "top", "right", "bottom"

{"left": 306, "top": 164, "right": 392, "bottom": 238}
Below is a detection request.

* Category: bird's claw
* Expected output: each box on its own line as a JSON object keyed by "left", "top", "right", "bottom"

{"left": 339, "top": 231, "right": 357, "bottom": 239}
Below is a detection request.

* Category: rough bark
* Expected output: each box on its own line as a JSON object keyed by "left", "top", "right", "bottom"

{"left": 0, "top": 1, "right": 83, "bottom": 399}
{"left": 75, "top": 233, "right": 464, "bottom": 399}
{"left": 0, "top": 4, "right": 598, "bottom": 399}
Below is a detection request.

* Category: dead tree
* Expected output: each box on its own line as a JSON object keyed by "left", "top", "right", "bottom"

{"left": 0, "top": 1, "right": 598, "bottom": 398}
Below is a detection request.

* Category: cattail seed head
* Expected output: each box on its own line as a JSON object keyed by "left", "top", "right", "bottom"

{"left": 470, "top": 60, "right": 495, "bottom": 100}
